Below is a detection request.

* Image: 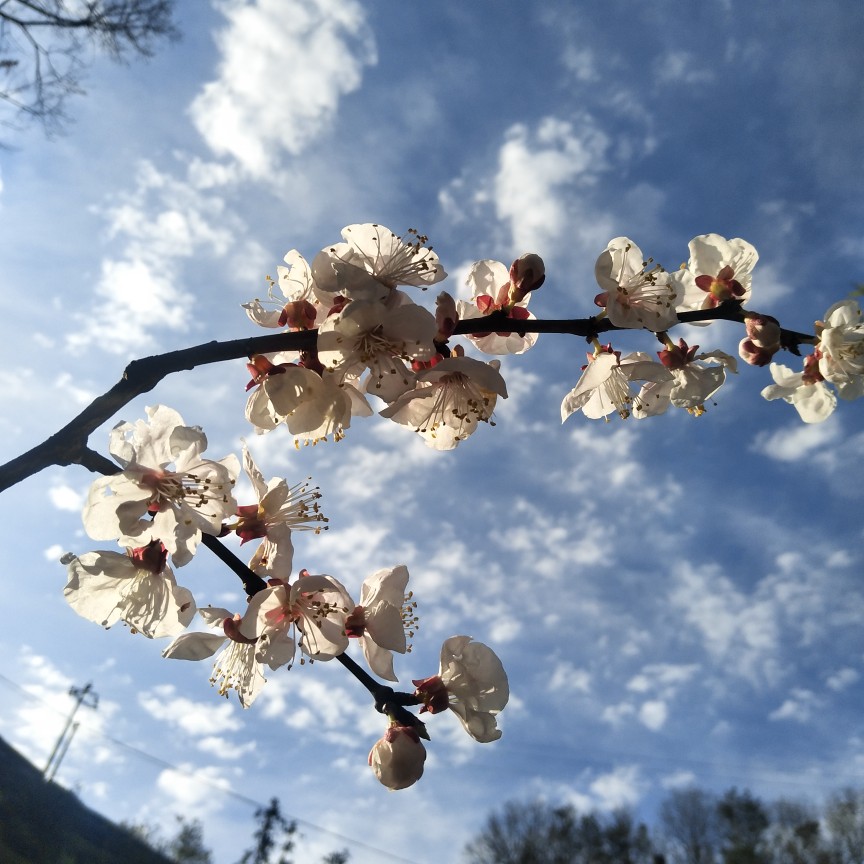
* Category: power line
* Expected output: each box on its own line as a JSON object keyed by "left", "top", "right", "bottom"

{"left": 0, "top": 671, "right": 422, "bottom": 864}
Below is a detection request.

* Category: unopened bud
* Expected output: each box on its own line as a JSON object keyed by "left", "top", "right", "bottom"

{"left": 508, "top": 253, "right": 545, "bottom": 306}
{"left": 738, "top": 337, "right": 776, "bottom": 367}
{"left": 245, "top": 354, "right": 286, "bottom": 390}
{"left": 368, "top": 724, "right": 426, "bottom": 790}
{"left": 658, "top": 338, "right": 697, "bottom": 370}
{"left": 744, "top": 313, "right": 781, "bottom": 350}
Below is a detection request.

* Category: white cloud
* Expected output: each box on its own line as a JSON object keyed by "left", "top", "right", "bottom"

{"left": 68, "top": 159, "right": 247, "bottom": 356}
{"left": 661, "top": 769, "right": 698, "bottom": 789}
{"left": 190, "top": 0, "right": 377, "bottom": 176}
{"left": 750, "top": 262, "right": 792, "bottom": 304}
{"left": 138, "top": 684, "right": 242, "bottom": 735}
{"left": 257, "top": 671, "right": 380, "bottom": 743}
{"left": 562, "top": 46, "right": 598, "bottom": 82}
{"left": 638, "top": 700, "right": 668, "bottom": 731}
{"left": 155, "top": 764, "right": 233, "bottom": 817}
{"left": 493, "top": 115, "right": 611, "bottom": 252}
{"left": 0, "top": 651, "right": 118, "bottom": 778}
{"left": 654, "top": 51, "right": 715, "bottom": 86}
{"left": 43, "top": 543, "right": 65, "bottom": 561}
{"left": 669, "top": 562, "right": 781, "bottom": 685}
{"left": 197, "top": 736, "right": 257, "bottom": 759}
{"left": 627, "top": 663, "right": 700, "bottom": 696}
{"left": 66, "top": 257, "right": 193, "bottom": 356}
{"left": 571, "top": 765, "right": 645, "bottom": 812}
{"left": 826, "top": 667, "right": 859, "bottom": 692}
{"left": 48, "top": 483, "right": 84, "bottom": 512}
{"left": 752, "top": 415, "right": 842, "bottom": 461}
{"left": 548, "top": 661, "right": 592, "bottom": 694}
{"left": 602, "top": 702, "right": 636, "bottom": 726}
{"left": 769, "top": 687, "right": 821, "bottom": 723}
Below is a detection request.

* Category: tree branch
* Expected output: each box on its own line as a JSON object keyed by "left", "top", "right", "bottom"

{"left": 72, "top": 442, "right": 424, "bottom": 717}
{"left": 0, "top": 304, "right": 815, "bottom": 493}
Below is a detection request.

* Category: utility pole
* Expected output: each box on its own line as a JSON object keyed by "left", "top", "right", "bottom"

{"left": 43, "top": 681, "right": 99, "bottom": 782}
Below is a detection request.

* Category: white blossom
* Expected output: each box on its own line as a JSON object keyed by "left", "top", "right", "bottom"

{"left": 163, "top": 607, "right": 267, "bottom": 708}
{"left": 380, "top": 355, "right": 507, "bottom": 449}
{"left": 63, "top": 541, "right": 195, "bottom": 638}
{"left": 594, "top": 237, "right": 679, "bottom": 330}
{"left": 345, "top": 565, "right": 417, "bottom": 682}
{"left": 83, "top": 405, "right": 238, "bottom": 567}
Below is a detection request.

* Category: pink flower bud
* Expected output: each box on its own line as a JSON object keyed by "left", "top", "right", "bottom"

{"left": 744, "top": 313, "right": 781, "bottom": 350}
{"left": 658, "top": 338, "right": 697, "bottom": 370}
{"left": 368, "top": 725, "right": 426, "bottom": 790}
{"left": 508, "top": 253, "right": 545, "bottom": 305}
{"left": 245, "top": 354, "right": 286, "bottom": 391}
{"left": 738, "top": 337, "right": 776, "bottom": 367}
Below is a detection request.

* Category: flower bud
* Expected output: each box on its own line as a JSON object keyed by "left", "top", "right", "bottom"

{"left": 508, "top": 253, "right": 545, "bottom": 306}
{"left": 245, "top": 354, "right": 286, "bottom": 391}
{"left": 368, "top": 725, "right": 426, "bottom": 790}
{"left": 738, "top": 337, "right": 776, "bottom": 367}
{"left": 744, "top": 313, "right": 781, "bottom": 350}
{"left": 129, "top": 539, "right": 168, "bottom": 574}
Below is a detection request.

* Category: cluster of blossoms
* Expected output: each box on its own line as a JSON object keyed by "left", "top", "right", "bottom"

{"left": 62, "top": 405, "right": 508, "bottom": 789}
{"left": 54, "top": 224, "right": 862, "bottom": 792}
{"left": 762, "top": 299, "right": 864, "bottom": 423}
{"left": 242, "top": 223, "right": 542, "bottom": 450}
{"left": 562, "top": 234, "right": 751, "bottom": 421}
{"left": 562, "top": 233, "right": 864, "bottom": 423}
{"left": 244, "top": 224, "right": 863, "bottom": 438}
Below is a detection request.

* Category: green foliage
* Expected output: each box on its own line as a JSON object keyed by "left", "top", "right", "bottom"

{"left": 162, "top": 817, "right": 212, "bottom": 864}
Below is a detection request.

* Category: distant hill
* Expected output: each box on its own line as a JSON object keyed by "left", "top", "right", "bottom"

{"left": 0, "top": 735, "right": 174, "bottom": 864}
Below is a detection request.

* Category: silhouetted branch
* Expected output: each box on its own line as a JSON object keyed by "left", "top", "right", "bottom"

{"left": 0, "top": 0, "right": 177, "bottom": 131}
{"left": 0, "top": 304, "right": 816, "bottom": 493}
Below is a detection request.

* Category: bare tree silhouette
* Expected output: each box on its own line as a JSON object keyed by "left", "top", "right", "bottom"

{"left": 0, "top": 0, "right": 177, "bottom": 132}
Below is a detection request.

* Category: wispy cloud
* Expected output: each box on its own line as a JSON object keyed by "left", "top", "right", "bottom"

{"left": 752, "top": 416, "right": 842, "bottom": 462}
{"left": 190, "top": 0, "right": 377, "bottom": 176}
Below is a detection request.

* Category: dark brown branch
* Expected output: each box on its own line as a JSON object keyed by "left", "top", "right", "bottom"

{"left": 73, "top": 438, "right": 426, "bottom": 724}
{"left": 0, "top": 330, "right": 315, "bottom": 492}
{"left": 336, "top": 653, "right": 428, "bottom": 738}
{"left": 0, "top": 305, "right": 816, "bottom": 493}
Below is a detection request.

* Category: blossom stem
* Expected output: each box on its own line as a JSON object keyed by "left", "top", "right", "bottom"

{"left": 336, "top": 653, "right": 428, "bottom": 738}
{"left": 74, "top": 452, "right": 425, "bottom": 729}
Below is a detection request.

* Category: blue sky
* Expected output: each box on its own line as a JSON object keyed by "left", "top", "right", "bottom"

{"left": 1, "top": 0, "right": 863, "bottom": 861}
